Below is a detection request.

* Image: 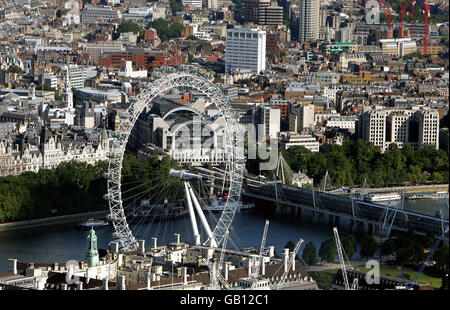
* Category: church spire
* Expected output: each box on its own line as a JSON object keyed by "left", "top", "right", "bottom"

{"left": 62, "top": 66, "right": 73, "bottom": 109}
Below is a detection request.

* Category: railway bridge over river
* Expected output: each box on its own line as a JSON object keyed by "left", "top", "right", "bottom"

{"left": 241, "top": 182, "right": 449, "bottom": 239}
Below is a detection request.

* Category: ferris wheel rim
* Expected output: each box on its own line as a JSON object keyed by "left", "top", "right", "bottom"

{"left": 105, "top": 73, "right": 245, "bottom": 252}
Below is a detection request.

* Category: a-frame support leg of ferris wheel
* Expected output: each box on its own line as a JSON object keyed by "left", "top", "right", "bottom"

{"left": 172, "top": 169, "right": 217, "bottom": 248}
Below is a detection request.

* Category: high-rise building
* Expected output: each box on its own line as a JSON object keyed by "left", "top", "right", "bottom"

{"left": 358, "top": 107, "right": 439, "bottom": 152}
{"left": 243, "top": 0, "right": 283, "bottom": 26}
{"left": 297, "top": 104, "right": 315, "bottom": 131}
{"left": 61, "top": 64, "right": 87, "bottom": 89}
{"left": 253, "top": 104, "right": 281, "bottom": 139}
{"left": 225, "top": 28, "right": 266, "bottom": 74}
{"left": 298, "top": 0, "right": 320, "bottom": 42}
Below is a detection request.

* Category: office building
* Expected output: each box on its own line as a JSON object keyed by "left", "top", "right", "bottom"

{"left": 298, "top": 0, "right": 320, "bottom": 42}
{"left": 61, "top": 64, "right": 87, "bottom": 90}
{"left": 81, "top": 6, "right": 121, "bottom": 24}
{"left": 297, "top": 104, "right": 315, "bottom": 131}
{"left": 243, "top": 0, "right": 283, "bottom": 26}
{"left": 358, "top": 107, "right": 439, "bottom": 152}
{"left": 225, "top": 28, "right": 266, "bottom": 74}
{"left": 279, "top": 133, "right": 320, "bottom": 152}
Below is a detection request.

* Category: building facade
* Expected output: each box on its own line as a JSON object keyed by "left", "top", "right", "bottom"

{"left": 225, "top": 28, "right": 266, "bottom": 74}
{"left": 298, "top": 0, "right": 319, "bottom": 42}
{"left": 358, "top": 107, "right": 439, "bottom": 152}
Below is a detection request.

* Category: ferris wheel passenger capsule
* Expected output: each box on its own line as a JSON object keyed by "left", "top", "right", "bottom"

{"left": 103, "top": 193, "right": 115, "bottom": 201}
{"left": 118, "top": 112, "right": 130, "bottom": 119}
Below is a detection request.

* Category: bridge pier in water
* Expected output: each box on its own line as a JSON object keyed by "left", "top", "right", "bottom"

{"left": 350, "top": 219, "right": 358, "bottom": 233}
{"left": 328, "top": 214, "right": 341, "bottom": 226}
{"left": 289, "top": 206, "right": 302, "bottom": 220}
{"left": 362, "top": 222, "right": 374, "bottom": 235}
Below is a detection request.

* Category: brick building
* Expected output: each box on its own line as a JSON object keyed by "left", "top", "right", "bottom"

{"left": 98, "top": 49, "right": 182, "bottom": 70}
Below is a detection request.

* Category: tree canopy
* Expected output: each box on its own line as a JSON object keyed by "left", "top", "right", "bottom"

{"left": 169, "top": 0, "right": 182, "bottom": 15}
{"left": 0, "top": 154, "right": 180, "bottom": 223}
{"left": 319, "top": 238, "right": 337, "bottom": 263}
{"left": 381, "top": 239, "right": 396, "bottom": 257}
{"left": 302, "top": 241, "right": 318, "bottom": 266}
{"left": 148, "top": 18, "right": 184, "bottom": 42}
{"left": 117, "top": 21, "right": 142, "bottom": 35}
{"left": 342, "top": 235, "right": 356, "bottom": 259}
{"left": 275, "top": 140, "right": 449, "bottom": 188}
{"left": 360, "top": 234, "right": 378, "bottom": 258}
{"left": 0, "top": 160, "right": 108, "bottom": 223}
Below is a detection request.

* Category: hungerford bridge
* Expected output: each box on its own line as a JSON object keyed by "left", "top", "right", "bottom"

{"left": 195, "top": 156, "right": 449, "bottom": 241}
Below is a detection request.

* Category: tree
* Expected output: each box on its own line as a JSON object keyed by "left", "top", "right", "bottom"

{"left": 148, "top": 19, "right": 184, "bottom": 41}
{"left": 342, "top": 235, "right": 356, "bottom": 259}
{"left": 6, "top": 65, "right": 23, "bottom": 74}
{"left": 381, "top": 239, "right": 396, "bottom": 257}
{"left": 396, "top": 247, "right": 414, "bottom": 265}
{"left": 319, "top": 238, "right": 337, "bottom": 263}
{"left": 186, "top": 35, "right": 198, "bottom": 40}
{"left": 422, "top": 232, "right": 435, "bottom": 250}
{"left": 434, "top": 244, "right": 449, "bottom": 273}
{"left": 302, "top": 241, "right": 318, "bottom": 266}
{"left": 169, "top": 0, "right": 182, "bottom": 15}
{"left": 284, "top": 241, "right": 295, "bottom": 252}
{"left": 360, "top": 235, "right": 378, "bottom": 258}
{"left": 117, "top": 21, "right": 142, "bottom": 35}
{"left": 168, "top": 22, "right": 184, "bottom": 39}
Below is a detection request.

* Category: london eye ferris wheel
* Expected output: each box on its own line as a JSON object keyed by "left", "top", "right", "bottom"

{"left": 103, "top": 73, "right": 245, "bottom": 252}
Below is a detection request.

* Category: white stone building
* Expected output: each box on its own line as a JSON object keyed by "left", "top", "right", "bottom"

{"left": 279, "top": 133, "right": 319, "bottom": 152}
{"left": 0, "top": 128, "right": 111, "bottom": 177}
{"left": 225, "top": 28, "right": 266, "bottom": 74}
{"left": 358, "top": 106, "right": 439, "bottom": 152}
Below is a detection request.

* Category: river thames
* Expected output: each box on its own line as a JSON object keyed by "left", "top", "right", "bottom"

{"left": 0, "top": 198, "right": 447, "bottom": 273}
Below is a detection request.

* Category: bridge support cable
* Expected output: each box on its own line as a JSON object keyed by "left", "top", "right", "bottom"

{"left": 374, "top": 188, "right": 406, "bottom": 240}
{"left": 319, "top": 171, "right": 335, "bottom": 192}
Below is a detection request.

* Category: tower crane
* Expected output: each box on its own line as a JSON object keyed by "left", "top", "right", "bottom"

{"left": 204, "top": 258, "right": 233, "bottom": 290}
{"left": 399, "top": 0, "right": 408, "bottom": 38}
{"left": 411, "top": 0, "right": 416, "bottom": 37}
{"left": 249, "top": 220, "right": 270, "bottom": 289}
{"left": 333, "top": 227, "right": 354, "bottom": 290}
{"left": 271, "top": 238, "right": 304, "bottom": 290}
{"left": 254, "top": 220, "right": 270, "bottom": 276}
{"left": 380, "top": 0, "right": 394, "bottom": 39}
{"left": 424, "top": 1, "right": 430, "bottom": 55}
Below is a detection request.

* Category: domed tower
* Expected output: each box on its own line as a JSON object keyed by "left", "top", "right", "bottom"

{"left": 85, "top": 227, "right": 99, "bottom": 267}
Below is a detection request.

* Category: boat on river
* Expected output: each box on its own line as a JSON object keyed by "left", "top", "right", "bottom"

{"left": 364, "top": 192, "right": 402, "bottom": 202}
{"left": 77, "top": 218, "right": 110, "bottom": 229}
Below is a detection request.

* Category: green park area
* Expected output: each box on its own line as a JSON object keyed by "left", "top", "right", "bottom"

{"left": 354, "top": 264, "right": 442, "bottom": 289}
{"left": 309, "top": 264, "right": 443, "bottom": 290}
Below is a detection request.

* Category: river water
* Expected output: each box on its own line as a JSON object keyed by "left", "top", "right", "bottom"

{"left": 0, "top": 198, "right": 447, "bottom": 274}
